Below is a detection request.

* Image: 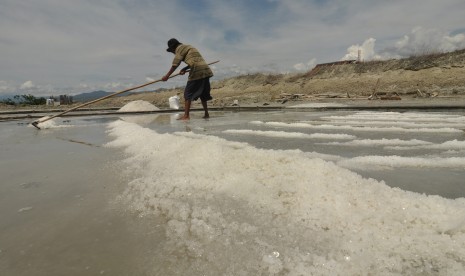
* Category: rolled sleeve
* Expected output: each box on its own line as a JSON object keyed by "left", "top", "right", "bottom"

{"left": 172, "top": 55, "right": 182, "bottom": 67}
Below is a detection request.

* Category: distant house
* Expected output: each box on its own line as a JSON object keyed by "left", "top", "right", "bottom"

{"left": 59, "top": 95, "right": 73, "bottom": 105}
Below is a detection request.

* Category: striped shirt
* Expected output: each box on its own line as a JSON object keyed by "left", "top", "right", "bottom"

{"left": 172, "top": 44, "right": 213, "bottom": 81}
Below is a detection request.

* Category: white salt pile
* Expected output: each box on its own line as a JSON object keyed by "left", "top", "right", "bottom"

{"left": 106, "top": 120, "right": 465, "bottom": 275}
{"left": 118, "top": 100, "right": 160, "bottom": 112}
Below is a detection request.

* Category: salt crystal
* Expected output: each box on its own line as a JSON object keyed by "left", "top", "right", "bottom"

{"left": 18, "top": 207, "right": 33, "bottom": 213}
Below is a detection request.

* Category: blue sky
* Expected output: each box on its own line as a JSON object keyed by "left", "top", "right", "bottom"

{"left": 1, "top": 0, "right": 465, "bottom": 97}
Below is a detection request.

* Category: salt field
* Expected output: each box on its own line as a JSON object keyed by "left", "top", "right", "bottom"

{"left": 1, "top": 108, "right": 465, "bottom": 275}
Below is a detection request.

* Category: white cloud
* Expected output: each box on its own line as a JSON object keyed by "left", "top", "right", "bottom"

{"left": 342, "top": 27, "right": 465, "bottom": 61}
{"left": 341, "top": 38, "right": 380, "bottom": 61}
{"left": 0, "top": 80, "right": 10, "bottom": 93}
{"left": 103, "top": 82, "right": 125, "bottom": 91}
{"left": 387, "top": 27, "right": 465, "bottom": 56}
{"left": 79, "top": 83, "right": 89, "bottom": 89}
{"left": 293, "top": 58, "right": 317, "bottom": 71}
{"left": 20, "top": 80, "right": 35, "bottom": 90}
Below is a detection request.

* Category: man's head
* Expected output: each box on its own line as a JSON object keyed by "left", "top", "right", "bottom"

{"left": 166, "top": 38, "right": 181, "bottom": 53}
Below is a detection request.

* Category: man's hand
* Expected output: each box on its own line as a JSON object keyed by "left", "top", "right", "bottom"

{"left": 162, "top": 66, "right": 178, "bottom": 81}
{"left": 180, "top": 66, "right": 189, "bottom": 75}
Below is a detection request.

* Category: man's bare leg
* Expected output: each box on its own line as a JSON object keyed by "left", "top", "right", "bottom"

{"left": 178, "top": 100, "right": 191, "bottom": 120}
{"left": 201, "top": 100, "right": 209, "bottom": 118}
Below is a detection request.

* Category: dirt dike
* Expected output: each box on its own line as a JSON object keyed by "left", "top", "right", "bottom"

{"left": 2, "top": 49, "right": 465, "bottom": 112}
{"left": 95, "top": 49, "right": 465, "bottom": 109}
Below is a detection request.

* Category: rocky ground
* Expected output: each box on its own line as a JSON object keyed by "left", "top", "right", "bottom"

{"left": 2, "top": 49, "right": 465, "bottom": 111}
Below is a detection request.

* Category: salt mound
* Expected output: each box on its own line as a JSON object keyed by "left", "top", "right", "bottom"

{"left": 118, "top": 100, "right": 160, "bottom": 112}
{"left": 106, "top": 120, "right": 465, "bottom": 275}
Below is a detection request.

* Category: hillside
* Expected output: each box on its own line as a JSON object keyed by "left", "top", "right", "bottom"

{"left": 2, "top": 49, "right": 465, "bottom": 111}
{"left": 91, "top": 48, "right": 465, "bottom": 108}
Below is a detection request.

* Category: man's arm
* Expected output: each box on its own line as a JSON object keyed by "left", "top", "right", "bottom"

{"left": 162, "top": 65, "right": 179, "bottom": 81}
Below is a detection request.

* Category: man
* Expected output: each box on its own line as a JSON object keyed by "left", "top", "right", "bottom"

{"left": 162, "top": 38, "right": 214, "bottom": 120}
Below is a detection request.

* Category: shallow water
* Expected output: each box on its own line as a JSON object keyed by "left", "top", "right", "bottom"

{"left": 0, "top": 118, "right": 161, "bottom": 275}
{"left": 1, "top": 109, "right": 465, "bottom": 275}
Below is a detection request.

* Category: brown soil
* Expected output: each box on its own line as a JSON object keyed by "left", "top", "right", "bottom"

{"left": 91, "top": 48, "right": 465, "bottom": 109}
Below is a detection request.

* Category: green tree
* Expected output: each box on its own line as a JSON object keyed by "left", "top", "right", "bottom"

{"left": 19, "top": 94, "right": 46, "bottom": 105}
{"left": 0, "top": 98, "right": 16, "bottom": 105}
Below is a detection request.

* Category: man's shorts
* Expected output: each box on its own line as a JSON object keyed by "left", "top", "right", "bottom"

{"left": 184, "top": 77, "right": 212, "bottom": 101}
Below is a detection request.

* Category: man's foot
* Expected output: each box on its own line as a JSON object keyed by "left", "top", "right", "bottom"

{"left": 177, "top": 115, "right": 190, "bottom": 120}
{"left": 202, "top": 114, "right": 210, "bottom": 119}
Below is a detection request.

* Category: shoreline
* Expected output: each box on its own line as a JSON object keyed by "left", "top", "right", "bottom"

{"left": 3, "top": 94, "right": 465, "bottom": 110}
{"left": 2, "top": 96, "right": 465, "bottom": 122}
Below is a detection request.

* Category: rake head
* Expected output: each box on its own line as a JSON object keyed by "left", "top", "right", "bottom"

{"left": 31, "top": 121, "right": 41, "bottom": 130}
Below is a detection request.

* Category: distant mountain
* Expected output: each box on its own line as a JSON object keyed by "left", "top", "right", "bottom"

{"left": 74, "top": 90, "right": 137, "bottom": 102}
{"left": 0, "top": 94, "right": 15, "bottom": 100}
{"left": 72, "top": 90, "right": 112, "bottom": 102}
{"left": 73, "top": 88, "right": 167, "bottom": 102}
{"left": 1, "top": 88, "right": 165, "bottom": 103}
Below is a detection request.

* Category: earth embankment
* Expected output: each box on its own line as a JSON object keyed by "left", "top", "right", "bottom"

{"left": 2, "top": 49, "right": 465, "bottom": 111}
{"left": 106, "top": 48, "right": 465, "bottom": 108}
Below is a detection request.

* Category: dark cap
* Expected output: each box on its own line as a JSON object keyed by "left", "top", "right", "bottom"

{"left": 166, "top": 38, "right": 181, "bottom": 52}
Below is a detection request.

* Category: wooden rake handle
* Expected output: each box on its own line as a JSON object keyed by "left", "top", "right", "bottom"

{"left": 31, "top": 60, "right": 219, "bottom": 129}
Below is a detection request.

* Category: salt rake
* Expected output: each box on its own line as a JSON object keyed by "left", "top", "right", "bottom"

{"left": 30, "top": 60, "right": 219, "bottom": 129}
